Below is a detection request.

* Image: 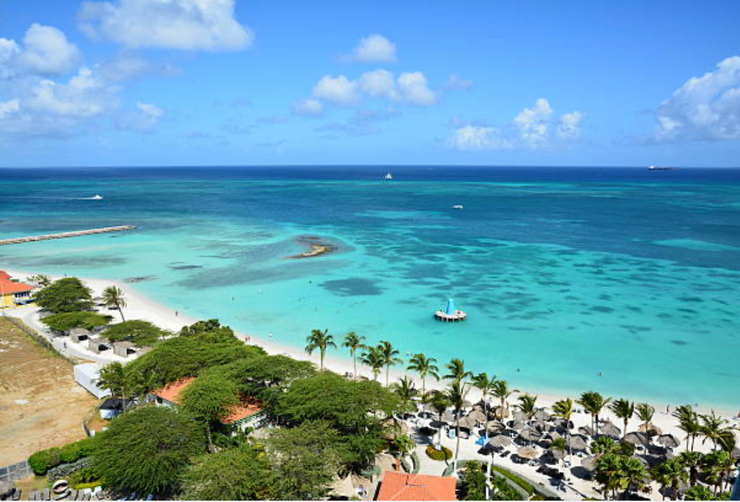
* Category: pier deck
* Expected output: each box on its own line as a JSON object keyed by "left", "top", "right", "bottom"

{"left": 0, "top": 226, "right": 136, "bottom": 246}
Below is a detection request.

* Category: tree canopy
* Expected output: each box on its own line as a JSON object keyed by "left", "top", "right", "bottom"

{"left": 93, "top": 406, "right": 205, "bottom": 495}
{"left": 41, "top": 311, "right": 111, "bottom": 332}
{"left": 180, "top": 446, "right": 273, "bottom": 500}
{"left": 103, "top": 320, "right": 168, "bottom": 347}
{"left": 35, "top": 278, "right": 93, "bottom": 313}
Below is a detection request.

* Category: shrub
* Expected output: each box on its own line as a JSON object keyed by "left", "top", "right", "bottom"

{"left": 28, "top": 437, "right": 96, "bottom": 475}
{"left": 492, "top": 465, "right": 536, "bottom": 495}
{"left": 42, "top": 311, "right": 111, "bottom": 333}
{"left": 410, "top": 451, "right": 420, "bottom": 474}
{"left": 28, "top": 447, "right": 61, "bottom": 475}
{"left": 71, "top": 481, "right": 103, "bottom": 491}
{"left": 59, "top": 437, "right": 96, "bottom": 463}
{"left": 425, "top": 445, "right": 453, "bottom": 462}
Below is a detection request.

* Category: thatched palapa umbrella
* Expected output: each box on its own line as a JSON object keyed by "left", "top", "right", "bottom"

{"left": 517, "top": 446, "right": 539, "bottom": 460}
{"left": 581, "top": 455, "right": 599, "bottom": 472}
{"left": 509, "top": 420, "right": 526, "bottom": 431}
{"left": 534, "top": 410, "right": 550, "bottom": 421}
{"left": 578, "top": 425, "right": 595, "bottom": 436}
{"left": 519, "top": 428, "right": 542, "bottom": 443}
{"left": 486, "top": 421, "right": 506, "bottom": 435}
{"left": 459, "top": 415, "right": 478, "bottom": 430}
{"left": 638, "top": 423, "right": 662, "bottom": 436}
{"left": 601, "top": 423, "right": 621, "bottom": 438}
{"left": 468, "top": 409, "right": 487, "bottom": 424}
{"left": 489, "top": 435, "right": 513, "bottom": 448}
{"left": 657, "top": 434, "right": 681, "bottom": 449}
{"left": 623, "top": 431, "right": 650, "bottom": 446}
{"left": 567, "top": 435, "right": 589, "bottom": 451}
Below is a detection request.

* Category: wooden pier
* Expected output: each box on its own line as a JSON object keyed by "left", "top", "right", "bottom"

{"left": 0, "top": 226, "right": 136, "bottom": 246}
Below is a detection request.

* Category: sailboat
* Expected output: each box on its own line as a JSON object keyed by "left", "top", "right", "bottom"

{"left": 383, "top": 172, "right": 393, "bottom": 180}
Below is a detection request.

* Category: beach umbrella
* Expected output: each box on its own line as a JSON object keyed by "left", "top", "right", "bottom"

{"left": 534, "top": 410, "right": 551, "bottom": 421}
{"left": 489, "top": 435, "right": 513, "bottom": 448}
{"left": 545, "top": 431, "right": 563, "bottom": 443}
{"left": 517, "top": 446, "right": 539, "bottom": 460}
{"left": 581, "top": 455, "right": 599, "bottom": 472}
{"left": 468, "top": 409, "right": 487, "bottom": 424}
{"left": 601, "top": 423, "right": 621, "bottom": 438}
{"left": 462, "top": 399, "right": 474, "bottom": 408}
{"left": 512, "top": 411, "right": 527, "bottom": 422}
{"left": 567, "top": 435, "right": 589, "bottom": 451}
{"left": 532, "top": 420, "right": 551, "bottom": 433}
{"left": 547, "top": 447, "right": 566, "bottom": 461}
{"left": 623, "top": 432, "right": 650, "bottom": 446}
{"left": 486, "top": 421, "right": 506, "bottom": 435}
{"left": 638, "top": 423, "right": 663, "bottom": 436}
{"left": 441, "top": 411, "right": 456, "bottom": 423}
{"left": 491, "top": 406, "right": 508, "bottom": 420}
{"left": 509, "top": 420, "right": 526, "bottom": 431}
{"left": 519, "top": 428, "right": 542, "bottom": 442}
{"left": 459, "top": 415, "right": 477, "bottom": 429}
{"left": 578, "top": 425, "right": 595, "bottom": 436}
{"left": 657, "top": 434, "right": 681, "bottom": 449}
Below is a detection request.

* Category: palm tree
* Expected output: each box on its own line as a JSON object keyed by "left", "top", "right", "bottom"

{"left": 471, "top": 372, "right": 496, "bottom": 439}
{"left": 392, "top": 376, "right": 418, "bottom": 414}
{"left": 407, "top": 353, "right": 439, "bottom": 397}
{"left": 678, "top": 451, "right": 702, "bottom": 487}
{"left": 390, "top": 434, "right": 416, "bottom": 471}
{"left": 651, "top": 458, "right": 688, "bottom": 500}
{"left": 446, "top": 379, "right": 469, "bottom": 468}
{"left": 98, "top": 362, "right": 128, "bottom": 411}
{"left": 550, "top": 437, "right": 568, "bottom": 466}
{"left": 491, "top": 379, "right": 517, "bottom": 415}
{"left": 636, "top": 403, "right": 655, "bottom": 450}
{"left": 595, "top": 454, "right": 623, "bottom": 500}
{"left": 673, "top": 404, "right": 701, "bottom": 451}
{"left": 444, "top": 358, "right": 472, "bottom": 383}
{"left": 609, "top": 398, "right": 634, "bottom": 438}
{"left": 343, "top": 332, "right": 365, "bottom": 380}
{"left": 516, "top": 394, "right": 538, "bottom": 419}
{"left": 619, "top": 456, "right": 649, "bottom": 499}
{"left": 376, "top": 341, "right": 402, "bottom": 387}
{"left": 700, "top": 411, "right": 730, "bottom": 450}
{"left": 591, "top": 436, "right": 617, "bottom": 456}
{"left": 702, "top": 450, "right": 736, "bottom": 496}
{"left": 552, "top": 398, "right": 574, "bottom": 459}
{"left": 304, "top": 328, "right": 336, "bottom": 371}
{"left": 102, "top": 285, "right": 127, "bottom": 322}
{"left": 430, "top": 391, "right": 450, "bottom": 447}
{"left": 578, "top": 391, "right": 612, "bottom": 435}
{"left": 360, "top": 346, "right": 384, "bottom": 381}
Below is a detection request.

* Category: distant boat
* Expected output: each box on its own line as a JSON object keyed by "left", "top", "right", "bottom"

{"left": 90, "top": 195, "right": 104, "bottom": 200}
{"left": 452, "top": 205, "right": 464, "bottom": 209}
{"left": 383, "top": 172, "right": 393, "bottom": 180}
{"left": 648, "top": 166, "right": 676, "bottom": 171}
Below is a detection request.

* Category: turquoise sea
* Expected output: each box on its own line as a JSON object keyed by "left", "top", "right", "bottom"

{"left": 1, "top": 166, "right": 739, "bottom": 408}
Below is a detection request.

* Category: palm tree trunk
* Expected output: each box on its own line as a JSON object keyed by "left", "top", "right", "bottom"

{"left": 437, "top": 412, "right": 443, "bottom": 446}
{"left": 455, "top": 417, "right": 461, "bottom": 469}
{"left": 421, "top": 376, "right": 426, "bottom": 398}
{"left": 385, "top": 365, "right": 389, "bottom": 387}
{"left": 623, "top": 419, "right": 628, "bottom": 439}
{"left": 320, "top": 350, "right": 325, "bottom": 371}
{"left": 352, "top": 351, "right": 357, "bottom": 380}
{"left": 117, "top": 302, "right": 125, "bottom": 322}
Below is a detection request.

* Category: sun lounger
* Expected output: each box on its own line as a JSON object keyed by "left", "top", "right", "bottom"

{"left": 12, "top": 489, "right": 21, "bottom": 501}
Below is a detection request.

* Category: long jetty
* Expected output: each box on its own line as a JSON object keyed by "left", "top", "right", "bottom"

{"left": 0, "top": 225, "right": 136, "bottom": 246}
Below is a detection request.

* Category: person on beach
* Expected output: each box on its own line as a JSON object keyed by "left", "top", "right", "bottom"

{"left": 175, "top": 311, "right": 178, "bottom": 316}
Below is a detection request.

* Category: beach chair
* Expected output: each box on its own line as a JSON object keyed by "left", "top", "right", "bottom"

{"left": 12, "top": 489, "right": 21, "bottom": 501}
{"left": 42, "top": 488, "right": 51, "bottom": 500}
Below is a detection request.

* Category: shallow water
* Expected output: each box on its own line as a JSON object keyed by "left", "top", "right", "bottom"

{"left": 1, "top": 166, "right": 739, "bottom": 407}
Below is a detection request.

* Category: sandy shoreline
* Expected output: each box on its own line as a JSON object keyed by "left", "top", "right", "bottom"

{"left": 4, "top": 267, "right": 739, "bottom": 444}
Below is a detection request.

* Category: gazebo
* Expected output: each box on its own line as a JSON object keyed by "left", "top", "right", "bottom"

{"left": 434, "top": 298, "right": 467, "bottom": 322}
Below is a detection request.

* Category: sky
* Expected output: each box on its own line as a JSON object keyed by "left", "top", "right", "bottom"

{"left": 1, "top": 0, "right": 739, "bottom": 168}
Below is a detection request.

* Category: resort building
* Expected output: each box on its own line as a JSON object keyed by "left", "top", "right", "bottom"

{"left": 375, "top": 472, "right": 457, "bottom": 501}
{"left": 148, "top": 377, "right": 267, "bottom": 431}
{"left": 0, "top": 270, "right": 34, "bottom": 309}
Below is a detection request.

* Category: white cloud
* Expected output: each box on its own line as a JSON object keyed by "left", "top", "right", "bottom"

{"left": 2, "top": 24, "right": 80, "bottom": 77}
{"left": 311, "top": 75, "right": 360, "bottom": 106}
{"left": 513, "top": 97, "right": 553, "bottom": 148}
{"left": 444, "top": 73, "right": 473, "bottom": 91}
{"left": 397, "top": 72, "right": 436, "bottom": 106}
{"left": 292, "top": 98, "right": 324, "bottom": 117}
{"left": 449, "top": 98, "right": 584, "bottom": 151}
{"left": 0, "top": 99, "right": 20, "bottom": 120}
{"left": 653, "top": 55, "right": 740, "bottom": 142}
{"left": 352, "top": 34, "right": 396, "bottom": 63}
{"left": 448, "top": 125, "right": 512, "bottom": 151}
{"left": 115, "top": 101, "right": 165, "bottom": 132}
{"left": 358, "top": 69, "right": 398, "bottom": 99}
{"left": 78, "top": 0, "right": 253, "bottom": 51}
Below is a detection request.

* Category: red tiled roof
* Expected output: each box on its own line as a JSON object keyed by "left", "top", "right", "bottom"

{"left": 151, "top": 376, "right": 262, "bottom": 424}
{"left": 0, "top": 271, "right": 34, "bottom": 295}
{"left": 376, "top": 472, "right": 457, "bottom": 501}
{"left": 151, "top": 377, "right": 195, "bottom": 405}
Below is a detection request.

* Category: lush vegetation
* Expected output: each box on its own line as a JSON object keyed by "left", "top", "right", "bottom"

{"left": 459, "top": 461, "right": 488, "bottom": 500}
{"left": 425, "top": 444, "right": 453, "bottom": 461}
{"left": 35, "top": 278, "right": 93, "bottom": 313}
{"left": 41, "top": 311, "right": 112, "bottom": 332}
{"left": 28, "top": 437, "right": 97, "bottom": 475}
{"left": 491, "top": 465, "right": 537, "bottom": 496}
{"left": 180, "top": 446, "right": 273, "bottom": 500}
{"left": 102, "top": 320, "right": 167, "bottom": 347}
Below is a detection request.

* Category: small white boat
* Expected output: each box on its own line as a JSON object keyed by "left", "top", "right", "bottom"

{"left": 91, "top": 195, "right": 103, "bottom": 200}
{"left": 383, "top": 172, "right": 393, "bottom": 180}
{"left": 452, "top": 205, "right": 464, "bottom": 210}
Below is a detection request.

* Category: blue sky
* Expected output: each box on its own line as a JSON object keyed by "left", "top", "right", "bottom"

{"left": 1, "top": 0, "right": 739, "bottom": 167}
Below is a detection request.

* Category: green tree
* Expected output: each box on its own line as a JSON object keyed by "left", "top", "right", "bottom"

{"left": 392, "top": 376, "right": 418, "bottom": 414}
{"left": 578, "top": 391, "right": 612, "bottom": 435}
{"left": 446, "top": 379, "right": 469, "bottom": 468}
{"left": 180, "top": 373, "right": 239, "bottom": 452}
{"left": 591, "top": 436, "right": 617, "bottom": 456}
{"left": 550, "top": 437, "right": 568, "bottom": 466}
{"left": 471, "top": 372, "right": 496, "bottom": 448}
{"left": 389, "top": 434, "right": 416, "bottom": 471}
{"left": 93, "top": 406, "right": 205, "bottom": 495}
{"left": 407, "top": 353, "right": 439, "bottom": 397}
{"left": 684, "top": 485, "right": 715, "bottom": 501}
{"left": 618, "top": 456, "right": 649, "bottom": 499}
{"left": 102, "top": 285, "right": 127, "bottom": 322}
{"left": 265, "top": 421, "right": 342, "bottom": 500}
{"left": 609, "top": 398, "right": 634, "bottom": 438}
{"left": 430, "top": 391, "right": 450, "bottom": 447}
{"left": 700, "top": 411, "right": 730, "bottom": 450}
{"left": 35, "top": 278, "right": 93, "bottom": 313}
{"left": 98, "top": 362, "right": 129, "bottom": 411}
{"left": 702, "top": 450, "right": 736, "bottom": 496}
{"left": 103, "top": 320, "right": 167, "bottom": 347}
{"left": 673, "top": 404, "right": 701, "bottom": 451}
{"left": 595, "top": 453, "right": 623, "bottom": 500}
{"left": 41, "top": 311, "right": 111, "bottom": 333}
{"left": 491, "top": 379, "right": 517, "bottom": 415}
{"left": 460, "top": 461, "right": 488, "bottom": 500}
{"left": 342, "top": 332, "right": 365, "bottom": 380}
{"left": 679, "top": 451, "right": 702, "bottom": 486}
{"left": 305, "top": 328, "right": 336, "bottom": 371}
{"left": 377, "top": 340, "right": 402, "bottom": 387}
{"left": 179, "top": 319, "right": 237, "bottom": 343}
{"left": 360, "top": 345, "right": 384, "bottom": 381}
{"left": 516, "top": 394, "right": 538, "bottom": 419}
{"left": 444, "top": 358, "right": 472, "bottom": 383}
{"left": 27, "top": 274, "right": 52, "bottom": 288}
{"left": 180, "top": 445, "right": 273, "bottom": 500}
{"left": 552, "top": 398, "right": 574, "bottom": 458}
{"left": 652, "top": 457, "right": 689, "bottom": 501}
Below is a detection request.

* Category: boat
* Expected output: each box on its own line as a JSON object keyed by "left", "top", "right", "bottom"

{"left": 452, "top": 205, "right": 464, "bottom": 210}
{"left": 648, "top": 166, "right": 676, "bottom": 171}
{"left": 91, "top": 195, "right": 103, "bottom": 200}
{"left": 383, "top": 172, "right": 393, "bottom": 180}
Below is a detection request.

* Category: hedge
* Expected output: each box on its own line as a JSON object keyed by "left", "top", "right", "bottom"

{"left": 28, "top": 437, "right": 96, "bottom": 475}
{"left": 492, "top": 465, "right": 536, "bottom": 495}
{"left": 425, "top": 445, "right": 453, "bottom": 462}
{"left": 410, "top": 451, "right": 421, "bottom": 474}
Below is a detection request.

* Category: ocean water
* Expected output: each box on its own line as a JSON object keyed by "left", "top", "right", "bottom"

{"left": 1, "top": 166, "right": 739, "bottom": 408}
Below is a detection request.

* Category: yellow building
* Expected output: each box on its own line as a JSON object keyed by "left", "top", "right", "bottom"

{"left": 0, "top": 271, "right": 34, "bottom": 309}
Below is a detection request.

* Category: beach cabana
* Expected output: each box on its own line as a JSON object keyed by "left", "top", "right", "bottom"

{"left": 87, "top": 337, "right": 111, "bottom": 354}
{"left": 509, "top": 420, "right": 526, "bottom": 431}
{"left": 459, "top": 415, "right": 477, "bottom": 430}
{"left": 69, "top": 327, "right": 91, "bottom": 343}
{"left": 112, "top": 341, "right": 137, "bottom": 358}
{"left": 581, "top": 455, "right": 599, "bottom": 472}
